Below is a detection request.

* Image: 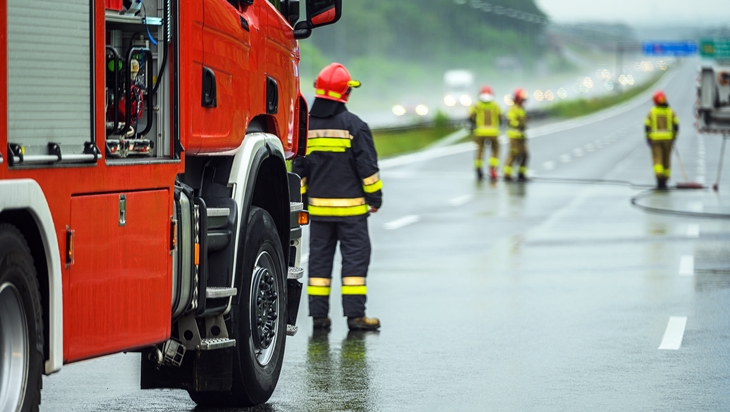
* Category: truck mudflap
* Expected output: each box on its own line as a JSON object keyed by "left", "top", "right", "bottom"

{"left": 140, "top": 346, "right": 233, "bottom": 392}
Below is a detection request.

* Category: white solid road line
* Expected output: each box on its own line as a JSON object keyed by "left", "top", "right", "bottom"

{"left": 679, "top": 255, "right": 694, "bottom": 276}
{"left": 384, "top": 215, "right": 420, "bottom": 230}
{"left": 658, "top": 316, "right": 688, "bottom": 350}
{"left": 686, "top": 224, "right": 700, "bottom": 238}
{"left": 449, "top": 194, "right": 473, "bottom": 206}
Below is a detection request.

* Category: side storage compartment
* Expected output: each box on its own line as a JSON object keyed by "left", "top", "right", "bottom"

{"left": 66, "top": 190, "right": 172, "bottom": 361}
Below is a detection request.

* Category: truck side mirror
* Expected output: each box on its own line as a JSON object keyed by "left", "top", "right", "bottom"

{"left": 293, "top": 0, "right": 341, "bottom": 39}
{"left": 306, "top": 0, "right": 341, "bottom": 28}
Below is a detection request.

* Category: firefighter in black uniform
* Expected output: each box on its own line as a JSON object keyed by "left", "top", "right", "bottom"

{"left": 292, "top": 63, "right": 382, "bottom": 331}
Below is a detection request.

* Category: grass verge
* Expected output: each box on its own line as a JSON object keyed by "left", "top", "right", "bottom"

{"left": 545, "top": 72, "right": 665, "bottom": 118}
{"left": 372, "top": 126, "right": 458, "bottom": 158}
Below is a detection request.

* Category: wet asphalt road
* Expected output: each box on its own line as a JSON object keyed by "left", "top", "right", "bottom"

{"left": 42, "top": 61, "right": 730, "bottom": 411}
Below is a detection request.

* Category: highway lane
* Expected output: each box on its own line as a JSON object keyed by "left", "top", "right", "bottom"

{"left": 41, "top": 61, "right": 730, "bottom": 411}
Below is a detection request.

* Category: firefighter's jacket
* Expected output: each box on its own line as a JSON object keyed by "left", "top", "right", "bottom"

{"left": 645, "top": 104, "right": 679, "bottom": 140}
{"left": 469, "top": 101, "right": 502, "bottom": 137}
{"left": 506, "top": 105, "right": 527, "bottom": 139}
{"left": 292, "top": 101, "right": 382, "bottom": 221}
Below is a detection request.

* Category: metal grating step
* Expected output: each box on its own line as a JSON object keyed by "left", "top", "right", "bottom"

{"left": 286, "top": 324, "right": 298, "bottom": 336}
{"left": 206, "top": 287, "right": 237, "bottom": 299}
{"left": 198, "top": 338, "right": 236, "bottom": 351}
{"left": 288, "top": 266, "right": 304, "bottom": 280}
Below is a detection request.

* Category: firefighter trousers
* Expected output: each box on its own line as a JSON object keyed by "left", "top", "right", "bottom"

{"left": 503, "top": 138, "right": 529, "bottom": 176}
{"left": 650, "top": 140, "right": 673, "bottom": 179}
{"left": 474, "top": 135, "right": 500, "bottom": 169}
{"left": 307, "top": 218, "right": 371, "bottom": 318}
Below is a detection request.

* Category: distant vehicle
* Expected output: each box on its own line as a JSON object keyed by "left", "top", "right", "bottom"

{"left": 443, "top": 70, "right": 474, "bottom": 108}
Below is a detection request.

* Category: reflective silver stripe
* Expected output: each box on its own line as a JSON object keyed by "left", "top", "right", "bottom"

{"left": 308, "top": 129, "right": 352, "bottom": 139}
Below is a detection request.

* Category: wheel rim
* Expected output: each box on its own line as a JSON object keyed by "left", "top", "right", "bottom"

{"left": 0, "top": 282, "right": 29, "bottom": 412}
{"left": 249, "top": 251, "right": 280, "bottom": 367}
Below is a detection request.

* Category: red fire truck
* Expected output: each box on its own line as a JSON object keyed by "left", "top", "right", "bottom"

{"left": 0, "top": 0, "right": 341, "bottom": 409}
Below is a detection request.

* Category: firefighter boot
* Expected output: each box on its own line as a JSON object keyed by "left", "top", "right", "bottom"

{"left": 312, "top": 317, "right": 332, "bottom": 330}
{"left": 489, "top": 167, "right": 498, "bottom": 182}
{"left": 347, "top": 316, "right": 380, "bottom": 331}
{"left": 476, "top": 168, "right": 484, "bottom": 182}
{"left": 657, "top": 177, "right": 668, "bottom": 190}
{"left": 517, "top": 173, "right": 528, "bottom": 182}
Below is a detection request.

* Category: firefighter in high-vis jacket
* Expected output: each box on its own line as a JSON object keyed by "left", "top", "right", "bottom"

{"left": 645, "top": 90, "right": 679, "bottom": 190}
{"left": 292, "top": 63, "right": 382, "bottom": 331}
{"left": 503, "top": 88, "right": 529, "bottom": 182}
{"left": 469, "top": 85, "right": 503, "bottom": 181}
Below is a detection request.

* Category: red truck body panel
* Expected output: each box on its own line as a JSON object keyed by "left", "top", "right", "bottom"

{"left": 0, "top": 0, "right": 302, "bottom": 363}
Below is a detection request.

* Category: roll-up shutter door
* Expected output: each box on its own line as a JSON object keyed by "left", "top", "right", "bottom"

{"left": 7, "top": 0, "right": 91, "bottom": 156}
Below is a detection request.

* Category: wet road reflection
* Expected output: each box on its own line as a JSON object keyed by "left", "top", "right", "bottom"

{"left": 304, "top": 331, "right": 374, "bottom": 412}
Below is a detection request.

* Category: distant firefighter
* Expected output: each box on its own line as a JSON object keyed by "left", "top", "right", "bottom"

{"left": 503, "top": 88, "right": 529, "bottom": 182}
{"left": 469, "top": 85, "right": 503, "bottom": 182}
{"left": 645, "top": 90, "right": 679, "bottom": 190}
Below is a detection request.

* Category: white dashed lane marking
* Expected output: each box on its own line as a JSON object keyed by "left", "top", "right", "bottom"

{"left": 449, "top": 195, "right": 473, "bottom": 206}
{"left": 560, "top": 154, "right": 571, "bottom": 163}
{"left": 543, "top": 161, "right": 556, "bottom": 170}
{"left": 686, "top": 224, "right": 700, "bottom": 238}
{"left": 658, "top": 316, "right": 688, "bottom": 350}
{"left": 384, "top": 215, "right": 420, "bottom": 230}
{"left": 679, "top": 255, "right": 694, "bottom": 276}
{"left": 573, "top": 148, "right": 584, "bottom": 157}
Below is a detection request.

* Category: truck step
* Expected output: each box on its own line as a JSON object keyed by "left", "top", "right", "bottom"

{"left": 205, "top": 287, "right": 237, "bottom": 299}
{"left": 206, "top": 207, "right": 230, "bottom": 229}
{"left": 288, "top": 266, "right": 304, "bottom": 280}
{"left": 198, "top": 338, "right": 236, "bottom": 351}
{"left": 286, "top": 325, "right": 298, "bottom": 336}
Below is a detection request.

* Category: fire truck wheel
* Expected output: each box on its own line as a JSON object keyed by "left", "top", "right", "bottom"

{"left": 0, "top": 224, "right": 43, "bottom": 412}
{"left": 189, "top": 206, "right": 287, "bottom": 407}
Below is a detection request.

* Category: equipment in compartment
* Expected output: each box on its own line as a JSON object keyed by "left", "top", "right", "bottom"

{"left": 105, "top": 2, "right": 167, "bottom": 159}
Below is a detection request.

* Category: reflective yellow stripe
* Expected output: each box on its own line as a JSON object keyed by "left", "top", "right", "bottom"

{"left": 474, "top": 159, "right": 484, "bottom": 168}
{"left": 309, "top": 278, "right": 332, "bottom": 286}
{"left": 362, "top": 173, "right": 380, "bottom": 186}
{"left": 342, "top": 285, "right": 367, "bottom": 295}
{"left": 308, "top": 137, "right": 352, "bottom": 149}
{"left": 653, "top": 164, "right": 665, "bottom": 174}
{"left": 301, "top": 185, "right": 308, "bottom": 194}
{"left": 363, "top": 179, "right": 383, "bottom": 193}
{"left": 314, "top": 89, "right": 343, "bottom": 99}
{"left": 310, "top": 197, "right": 365, "bottom": 207}
{"left": 308, "top": 286, "right": 331, "bottom": 296}
{"left": 507, "top": 130, "right": 524, "bottom": 139}
{"left": 308, "top": 129, "right": 352, "bottom": 139}
{"left": 342, "top": 276, "right": 366, "bottom": 286}
{"left": 309, "top": 204, "right": 369, "bottom": 217}
{"left": 489, "top": 157, "right": 500, "bottom": 167}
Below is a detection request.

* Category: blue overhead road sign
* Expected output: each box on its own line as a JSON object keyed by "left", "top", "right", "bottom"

{"left": 642, "top": 41, "right": 698, "bottom": 56}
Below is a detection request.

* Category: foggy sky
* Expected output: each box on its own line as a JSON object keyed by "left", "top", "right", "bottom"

{"left": 536, "top": 0, "right": 730, "bottom": 25}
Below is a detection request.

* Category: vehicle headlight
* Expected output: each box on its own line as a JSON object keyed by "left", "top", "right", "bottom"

{"left": 444, "top": 95, "right": 456, "bottom": 106}
{"left": 415, "top": 104, "right": 429, "bottom": 116}
{"left": 459, "top": 95, "right": 472, "bottom": 106}
{"left": 392, "top": 105, "right": 406, "bottom": 116}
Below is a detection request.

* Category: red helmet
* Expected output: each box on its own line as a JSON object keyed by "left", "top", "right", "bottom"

{"left": 313, "top": 63, "right": 361, "bottom": 103}
{"left": 513, "top": 88, "right": 528, "bottom": 104}
{"left": 653, "top": 90, "right": 667, "bottom": 105}
{"left": 480, "top": 85, "right": 493, "bottom": 95}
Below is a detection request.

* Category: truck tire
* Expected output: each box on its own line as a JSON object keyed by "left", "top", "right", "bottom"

{"left": 0, "top": 224, "right": 43, "bottom": 412}
{"left": 189, "top": 206, "right": 287, "bottom": 407}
